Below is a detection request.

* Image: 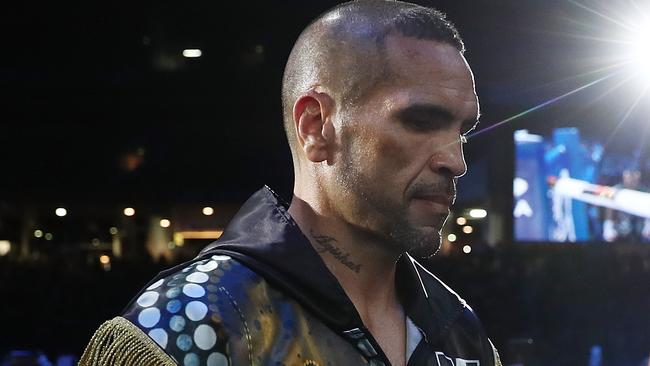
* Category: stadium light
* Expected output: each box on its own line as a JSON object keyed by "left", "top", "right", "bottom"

{"left": 99, "top": 255, "right": 112, "bottom": 271}
{"left": 0, "top": 241, "right": 10, "bottom": 256}
{"left": 557, "top": 1, "right": 650, "bottom": 96}
{"left": 469, "top": 209, "right": 488, "bottom": 219}
{"left": 182, "top": 49, "right": 202, "bottom": 58}
{"left": 630, "top": 24, "right": 650, "bottom": 82}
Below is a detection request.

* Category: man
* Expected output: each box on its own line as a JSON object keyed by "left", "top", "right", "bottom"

{"left": 80, "top": 1, "right": 501, "bottom": 365}
{"left": 603, "top": 168, "right": 650, "bottom": 242}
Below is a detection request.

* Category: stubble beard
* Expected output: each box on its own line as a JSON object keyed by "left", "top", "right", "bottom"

{"left": 336, "top": 156, "right": 444, "bottom": 259}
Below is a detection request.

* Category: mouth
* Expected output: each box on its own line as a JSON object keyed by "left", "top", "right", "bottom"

{"left": 407, "top": 182, "right": 456, "bottom": 222}
{"left": 411, "top": 194, "right": 453, "bottom": 220}
{"left": 413, "top": 194, "right": 453, "bottom": 207}
{"left": 412, "top": 188, "right": 455, "bottom": 207}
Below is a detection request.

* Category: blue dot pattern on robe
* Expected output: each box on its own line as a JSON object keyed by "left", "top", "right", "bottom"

{"left": 122, "top": 255, "right": 233, "bottom": 366}
{"left": 166, "top": 299, "right": 182, "bottom": 313}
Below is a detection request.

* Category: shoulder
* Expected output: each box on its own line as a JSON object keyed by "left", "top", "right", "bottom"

{"left": 79, "top": 316, "right": 178, "bottom": 366}
{"left": 120, "top": 254, "right": 261, "bottom": 364}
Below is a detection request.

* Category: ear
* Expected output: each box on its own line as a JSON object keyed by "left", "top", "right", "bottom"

{"left": 292, "top": 91, "right": 335, "bottom": 163}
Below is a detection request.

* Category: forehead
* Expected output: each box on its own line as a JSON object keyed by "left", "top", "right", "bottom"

{"left": 381, "top": 36, "right": 478, "bottom": 116}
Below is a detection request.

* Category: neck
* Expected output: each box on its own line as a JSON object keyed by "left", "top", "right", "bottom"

{"left": 288, "top": 193, "right": 402, "bottom": 322}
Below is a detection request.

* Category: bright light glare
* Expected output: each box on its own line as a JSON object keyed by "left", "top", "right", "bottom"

{"left": 99, "top": 255, "right": 111, "bottom": 264}
{"left": 630, "top": 24, "right": 650, "bottom": 81}
{"left": 55, "top": 208, "right": 67, "bottom": 217}
{"left": 202, "top": 207, "right": 214, "bottom": 216}
{"left": 0, "top": 241, "right": 10, "bottom": 256}
{"left": 469, "top": 209, "right": 488, "bottom": 219}
{"left": 447, "top": 234, "right": 457, "bottom": 242}
{"left": 463, "top": 225, "right": 474, "bottom": 234}
{"left": 182, "top": 49, "right": 202, "bottom": 58}
{"left": 456, "top": 217, "right": 467, "bottom": 225}
{"left": 462, "top": 245, "right": 472, "bottom": 254}
{"left": 160, "top": 219, "right": 171, "bottom": 228}
{"left": 34, "top": 230, "right": 43, "bottom": 238}
{"left": 123, "top": 207, "right": 135, "bottom": 217}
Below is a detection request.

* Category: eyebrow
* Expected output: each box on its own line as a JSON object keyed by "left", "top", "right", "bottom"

{"left": 393, "top": 103, "right": 480, "bottom": 135}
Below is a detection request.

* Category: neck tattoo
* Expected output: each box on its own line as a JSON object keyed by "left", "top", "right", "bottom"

{"left": 310, "top": 229, "right": 362, "bottom": 273}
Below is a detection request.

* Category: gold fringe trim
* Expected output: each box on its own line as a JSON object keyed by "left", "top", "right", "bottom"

{"left": 78, "top": 316, "right": 177, "bottom": 366}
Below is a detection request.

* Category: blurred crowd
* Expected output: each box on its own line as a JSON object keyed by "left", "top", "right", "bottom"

{"left": 1, "top": 244, "right": 649, "bottom": 366}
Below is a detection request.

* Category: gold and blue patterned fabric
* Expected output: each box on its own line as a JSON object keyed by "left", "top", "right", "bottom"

{"left": 87, "top": 253, "right": 370, "bottom": 366}
{"left": 80, "top": 186, "right": 501, "bottom": 366}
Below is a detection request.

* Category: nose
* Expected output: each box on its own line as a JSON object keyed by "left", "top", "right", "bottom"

{"left": 429, "top": 136, "right": 467, "bottom": 178}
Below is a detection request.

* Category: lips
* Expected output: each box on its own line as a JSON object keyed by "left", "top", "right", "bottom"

{"left": 413, "top": 194, "right": 453, "bottom": 207}
{"left": 411, "top": 195, "right": 453, "bottom": 220}
{"left": 410, "top": 196, "right": 451, "bottom": 227}
{"left": 408, "top": 181, "right": 456, "bottom": 214}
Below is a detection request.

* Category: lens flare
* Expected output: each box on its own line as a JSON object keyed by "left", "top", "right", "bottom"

{"left": 629, "top": 24, "right": 650, "bottom": 82}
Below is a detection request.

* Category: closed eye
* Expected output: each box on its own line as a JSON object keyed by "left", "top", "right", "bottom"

{"left": 394, "top": 103, "right": 479, "bottom": 136}
{"left": 402, "top": 118, "right": 444, "bottom": 132}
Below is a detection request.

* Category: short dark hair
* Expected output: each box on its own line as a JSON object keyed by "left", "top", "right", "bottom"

{"left": 281, "top": 0, "right": 465, "bottom": 155}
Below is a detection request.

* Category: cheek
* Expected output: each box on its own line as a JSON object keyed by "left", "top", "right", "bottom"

{"left": 374, "top": 136, "right": 408, "bottom": 167}
{"left": 365, "top": 130, "right": 424, "bottom": 179}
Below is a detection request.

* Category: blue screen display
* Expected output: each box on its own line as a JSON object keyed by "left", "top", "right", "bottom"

{"left": 514, "top": 128, "right": 650, "bottom": 243}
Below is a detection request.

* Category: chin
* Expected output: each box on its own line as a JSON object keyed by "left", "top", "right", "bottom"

{"left": 388, "top": 225, "right": 442, "bottom": 259}
{"left": 407, "top": 240, "right": 442, "bottom": 259}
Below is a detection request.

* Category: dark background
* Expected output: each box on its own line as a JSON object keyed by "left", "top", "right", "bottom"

{"left": 1, "top": 0, "right": 649, "bottom": 365}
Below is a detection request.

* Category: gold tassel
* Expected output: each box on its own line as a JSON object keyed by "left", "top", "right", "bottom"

{"left": 78, "top": 316, "right": 176, "bottom": 366}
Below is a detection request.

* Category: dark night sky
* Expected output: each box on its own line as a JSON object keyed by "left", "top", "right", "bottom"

{"left": 1, "top": 0, "right": 648, "bottom": 207}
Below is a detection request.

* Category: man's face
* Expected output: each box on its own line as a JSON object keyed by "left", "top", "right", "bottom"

{"left": 330, "top": 36, "right": 479, "bottom": 257}
{"left": 622, "top": 169, "right": 641, "bottom": 188}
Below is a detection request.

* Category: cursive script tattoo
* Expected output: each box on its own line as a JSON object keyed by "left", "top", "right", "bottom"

{"left": 310, "top": 229, "right": 362, "bottom": 273}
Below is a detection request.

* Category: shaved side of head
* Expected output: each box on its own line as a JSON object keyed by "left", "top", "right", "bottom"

{"left": 281, "top": 0, "right": 465, "bottom": 159}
